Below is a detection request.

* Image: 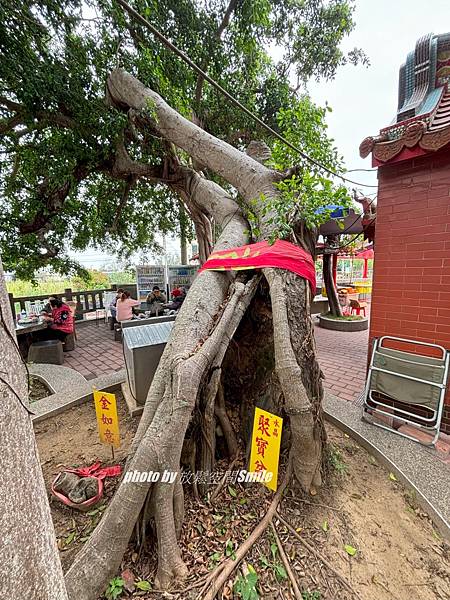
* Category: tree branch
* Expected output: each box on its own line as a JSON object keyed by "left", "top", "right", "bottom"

{"left": 106, "top": 69, "right": 273, "bottom": 201}
{"left": 0, "top": 96, "right": 23, "bottom": 112}
{"left": 106, "top": 140, "right": 164, "bottom": 181}
{"left": 0, "top": 96, "right": 79, "bottom": 135}
{"left": 0, "top": 113, "right": 25, "bottom": 136}
{"left": 110, "top": 177, "right": 135, "bottom": 232}
{"left": 18, "top": 162, "right": 91, "bottom": 235}
{"left": 194, "top": 0, "right": 239, "bottom": 108}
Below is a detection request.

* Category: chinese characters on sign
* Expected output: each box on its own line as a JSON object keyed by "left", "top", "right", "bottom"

{"left": 93, "top": 390, "right": 120, "bottom": 449}
{"left": 249, "top": 407, "right": 283, "bottom": 492}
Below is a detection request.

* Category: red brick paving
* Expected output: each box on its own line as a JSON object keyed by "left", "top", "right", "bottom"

{"left": 63, "top": 321, "right": 124, "bottom": 380}
{"left": 314, "top": 317, "right": 368, "bottom": 403}
{"left": 67, "top": 316, "right": 371, "bottom": 401}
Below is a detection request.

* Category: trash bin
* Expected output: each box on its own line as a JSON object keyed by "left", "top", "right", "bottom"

{"left": 122, "top": 321, "right": 174, "bottom": 405}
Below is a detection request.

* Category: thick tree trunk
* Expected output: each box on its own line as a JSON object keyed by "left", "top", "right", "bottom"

{"left": 65, "top": 70, "right": 327, "bottom": 600}
{"left": 0, "top": 258, "right": 68, "bottom": 600}
{"left": 323, "top": 252, "right": 342, "bottom": 317}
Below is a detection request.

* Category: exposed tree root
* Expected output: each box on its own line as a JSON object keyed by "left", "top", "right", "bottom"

{"left": 276, "top": 513, "right": 364, "bottom": 600}
{"left": 271, "top": 521, "right": 303, "bottom": 600}
{"left": 199, "top": 459, "right": 292, "bottom": 600}
{"left": 265, "top": 269, "right": 323, "bottom": 493}
{"left": 215, "top": 380, "right": 238, "bottom": 458}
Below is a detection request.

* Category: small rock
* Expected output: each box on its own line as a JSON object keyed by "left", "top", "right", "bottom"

{"left": 121, "top": 568, "right": 135, "bottom": 592}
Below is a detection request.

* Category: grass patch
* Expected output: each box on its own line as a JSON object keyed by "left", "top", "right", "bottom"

{"left": 328, "top": 444, "right": 347, "bottom": 475}
{"left": 320, "top": 312, "right": 364, "bottom": 321}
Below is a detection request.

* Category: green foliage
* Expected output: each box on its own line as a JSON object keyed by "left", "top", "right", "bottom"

{"left": 302, "top": 592, "right": 321, "bottom": 600}
{"left": 6, "top": 270, "right": 133, "bottom": 296}
{"left": 328, "top": 444, "right": 347, "bottom": 474}
{"left": 105, "top": 577, "right": 124, "bottom": 600}
{"left": 0, "top": 0, "right": 364, "bottom": 277}
{"left": 259, "top": 541, "right": 287, "bottom": 582}
{"left": 263, "top": 98, "right": 353, "bottom": 242}
{"left": 208, "top": 550, "right": 222, "bottom": 570}
{"left": 344, "top": 544, "right": 357, "bottom": 556}
{"left": 135, "top": 580, "right": 151, "bottom": 591}
{"left": 321, "top": 312, "right": 364, "bottom": 321}
{"left": 234, "top": 568, "right": 259, "bottom": 600}
{"left": 225, "top": 539, "right": 237, "bottom": 560}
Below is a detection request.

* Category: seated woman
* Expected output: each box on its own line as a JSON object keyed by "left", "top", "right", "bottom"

{"left": 39, "top": 297, "right": 74, "bottom": 342}
{"left": 165, "top": 287, "right": 186, "bottom": 312}
{"left": 109, "top": 288, "right": 124, "bottom": 320}
{"left": 116, "top": 290, "right": 140, "bottom": 322}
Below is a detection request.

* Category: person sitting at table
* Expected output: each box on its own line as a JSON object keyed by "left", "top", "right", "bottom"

{"left": 165, "top": 287, "right": 186, "bottom": 312}
{"left": 146, "top": 285, "right": 167, "bottom": 306}
{"left": 109, "top": 288, "right": 124, "bottom": 320}
{"left": 39, "top": 296, "right": 74, "bottom": 342}
{"left": 116, "top": 290, "right": 140, "bottom": 322}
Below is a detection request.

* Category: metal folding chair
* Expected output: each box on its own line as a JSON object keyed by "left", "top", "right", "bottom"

{"left": 362, "top": 336, "right": 450, "bottom": 446}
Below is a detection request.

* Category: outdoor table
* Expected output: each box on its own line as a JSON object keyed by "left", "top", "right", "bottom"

{"left": 15, "top": 321, "right": 48, "bottom": 336}
{"left": 135, "top": 302, "right": 166, "bottom": 316}
{"left": 15, "top": 320, "right": 48, "bottom": 358}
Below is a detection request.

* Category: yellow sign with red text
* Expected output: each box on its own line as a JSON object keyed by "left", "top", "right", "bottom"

{"left": 249, "top": 407, "right": 283, "bottom": 492}
{"left": 93, "top": 390, "right": 120, "bottom": 449}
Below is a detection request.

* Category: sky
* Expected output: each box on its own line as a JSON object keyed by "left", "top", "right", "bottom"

{"left": 72, "top": 0, "right": 450, "bottom": 269}
{"left": 307, "top": 0, "right": 450, "bottom": 189}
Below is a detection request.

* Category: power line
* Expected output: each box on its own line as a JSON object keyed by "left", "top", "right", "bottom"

{"left": 115, "top": 0, "right": 378, "bottom": 189}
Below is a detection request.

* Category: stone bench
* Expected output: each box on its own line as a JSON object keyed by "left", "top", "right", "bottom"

{"left": 63, "top": 333, "right": 76, "bottom": 352}
{"left": 28, "top": 340, "right": 64, "bottom": 365}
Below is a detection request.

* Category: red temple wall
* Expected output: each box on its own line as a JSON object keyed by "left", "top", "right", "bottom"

{"left": 369, "top": 147, "right": 450, "bottom": 433}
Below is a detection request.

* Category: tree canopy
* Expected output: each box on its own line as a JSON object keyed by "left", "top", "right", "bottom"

{"left": 0, "top": 0, "right": 365, "bottom": 279}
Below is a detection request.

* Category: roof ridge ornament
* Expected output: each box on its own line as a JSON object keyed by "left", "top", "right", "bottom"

{"left": 360, "top": 32, "right": 450, "bottom": 164}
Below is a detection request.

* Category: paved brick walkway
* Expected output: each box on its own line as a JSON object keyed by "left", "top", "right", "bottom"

{"left": 63, "top": 321, "right": 123, "bottom": 380}
{"left": 65, "top": 317, "right": 370, "bottom": 400}
{"left": 314, "top": 319, "right": 368, "bottom": 403}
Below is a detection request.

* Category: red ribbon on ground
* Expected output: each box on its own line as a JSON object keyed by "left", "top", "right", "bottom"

{"left": 51, "top": 462, "right": 122, "bottom": 510}
{"left": 199, "top": 239, "right": 316, "bottom": 290}
{"left": 65, "top": 461, "right": 122, "bottom": 480}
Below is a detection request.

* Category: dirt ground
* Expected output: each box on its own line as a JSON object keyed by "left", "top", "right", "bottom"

{"left": 29, "top": 375, "right": 51, "bottom": 402}
{"left": 34, "top": 395, "right": 450, "bottom": 599}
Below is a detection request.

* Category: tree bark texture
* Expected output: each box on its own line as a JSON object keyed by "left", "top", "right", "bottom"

{"left": 323, "top": 251, "right": 342, "bottom": 317}
{"left": 0, "top": 258, "right": 68, "bottom": 600}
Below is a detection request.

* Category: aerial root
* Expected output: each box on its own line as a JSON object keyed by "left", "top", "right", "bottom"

{"left": 198, "top": 458, "right": 293, "bottom": 600}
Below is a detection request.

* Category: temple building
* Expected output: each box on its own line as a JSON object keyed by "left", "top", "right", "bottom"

{"left": 360, "top": 32, "right": 450, "bottom": 433}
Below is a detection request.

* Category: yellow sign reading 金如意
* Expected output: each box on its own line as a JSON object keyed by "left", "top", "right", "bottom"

{"left": 93, "top": 390, "right": 120, "bottom": 449}
{"left": 249, "top": 407, "right": 283, "bottom": 492}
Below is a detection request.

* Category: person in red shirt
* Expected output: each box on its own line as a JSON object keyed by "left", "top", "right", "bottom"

{"left": 40, "top": 296, "right": 74, "bottom": 342}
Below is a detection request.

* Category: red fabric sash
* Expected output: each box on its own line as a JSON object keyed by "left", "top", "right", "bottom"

{"left": 199, "top": 240, "right": 316, "bottom": 290}
{"left": 51, "top": 462, "right": 122, "bottom": 511}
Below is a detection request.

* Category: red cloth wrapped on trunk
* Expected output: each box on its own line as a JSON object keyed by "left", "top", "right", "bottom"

{"left": 199, "top": 239, "right": 316, "bottom": 290}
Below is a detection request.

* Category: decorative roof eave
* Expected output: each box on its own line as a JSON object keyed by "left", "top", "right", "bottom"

{"left": 359, "top": 121, "right": 450, "bottom": 163}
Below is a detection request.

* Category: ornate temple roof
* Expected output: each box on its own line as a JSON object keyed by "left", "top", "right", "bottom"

{"left": 360, "top": 32, "right": 450, "bottom": 164}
